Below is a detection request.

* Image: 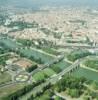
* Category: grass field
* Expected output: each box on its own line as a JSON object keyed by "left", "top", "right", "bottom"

{"left": 32, "top": 71, "right": 46, "bottom": 82}
{"left": 43, "top": 68, "right": 56, "bottom": 77}
{"left": 32, "top": 68, "right": 56, "bottom": 82}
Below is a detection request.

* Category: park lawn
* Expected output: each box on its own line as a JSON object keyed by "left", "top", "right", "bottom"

{"left": 32, "top": 71, "right": 46, "bottom": 82}
{"left": 43, "top": 68, "right": 56, "bottom": 77}
{"left": 0, "top": 72, "right": 11, "bottom": 85}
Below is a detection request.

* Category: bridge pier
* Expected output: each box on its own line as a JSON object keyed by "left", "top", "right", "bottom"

{"left": 68, "top": 64, "right": 80, "bottom": 75}
{"left": 68, "top": 71, "right": 71, "bottom": 75}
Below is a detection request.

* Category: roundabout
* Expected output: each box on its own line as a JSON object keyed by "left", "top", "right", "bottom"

{"left": 14, "top": 72, "right": 30, "bottom": 82}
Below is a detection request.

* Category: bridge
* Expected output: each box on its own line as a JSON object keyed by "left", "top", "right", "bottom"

{"left": 49, "top": 59, "right": 81, "bottom": 84}
{"left": 58, "top": 59, "right": 80, "bottom": 76}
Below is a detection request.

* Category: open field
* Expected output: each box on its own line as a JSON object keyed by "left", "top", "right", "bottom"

{"left": 32, "top": 71, "right": 46, "bottom": 82}
{"left": 43, "top": 68, "right": 56, "bottom": 77}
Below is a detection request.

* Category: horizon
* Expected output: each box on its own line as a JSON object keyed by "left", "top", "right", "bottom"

{"left": 0, "top": 0, "right": 98, "bottom": 10}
